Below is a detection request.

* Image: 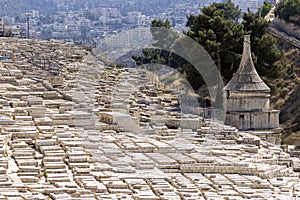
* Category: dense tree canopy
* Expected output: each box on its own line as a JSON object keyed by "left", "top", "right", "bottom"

{"left": 242, "top": 10, "right": 283, "bottom": 76}
{"left": 258, "top": 1, "right": 273, "bottom": 18}
{"left": 133, "top": 0, "right": 283, "bottom": 90}
{"left": 276, "top": 0, "right": 300, "bottom": 26}
{"left": 185, "top": 3, "right": 244, "bottom": 82}
{"left": 213, "top": 0, "right": 241, "bottom": 21}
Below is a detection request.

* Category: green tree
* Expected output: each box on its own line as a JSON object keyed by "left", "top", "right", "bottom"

{"left": 132, "top": 19, "right": 175, "bottom": 66}
{"left": 276, "top": 0, "right": 300, "bottom": 26}
{"left": 242, "top": 10, "right": 283, "bottom": 76}
{"left": 132, "top": 19, "right": 204, "bottom": 88}
{"left": 213, "top": 0, "right": 241, "bottom": 21}
{"left": 133, "top": 0, "right": 283, "bottom": 90}
{"left": 258, "top": 1, "right": 273, "bottom": 18}
{"left": 185, "top": 3, "right": 244, "bottom": 81}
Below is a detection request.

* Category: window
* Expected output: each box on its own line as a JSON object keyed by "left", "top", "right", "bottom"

{"left": 226, "top": 90, "right": 230, "bottom": 99}
{"left": 239, "top": 114, "right": 244, "bottom": 120}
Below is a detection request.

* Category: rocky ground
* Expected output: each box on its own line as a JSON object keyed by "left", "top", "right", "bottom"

{"left": 269, "top": 40, "right": 300, "bottom": 145}
{"left": 0, "top": 37, "right": 300, "bottom": 199}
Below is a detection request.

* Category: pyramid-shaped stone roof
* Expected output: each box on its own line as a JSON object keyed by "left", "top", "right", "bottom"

{"left": 224, "top": 35, "right": 270, "bottom": 92}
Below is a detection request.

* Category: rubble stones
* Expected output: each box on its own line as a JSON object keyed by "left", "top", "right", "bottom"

{"left": 0, "top": 37, "right": 299, "bottom": 199}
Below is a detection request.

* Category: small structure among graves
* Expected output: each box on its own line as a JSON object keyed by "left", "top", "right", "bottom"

{"left": 224, "top": 35, "right": 280, "bottom": 131}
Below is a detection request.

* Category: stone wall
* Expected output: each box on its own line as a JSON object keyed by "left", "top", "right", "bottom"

{"left": 226, "top": 94, "right": 270, "bottom": 112}
{"left": 226, "top": 110, "right": 279, "bottom": 130}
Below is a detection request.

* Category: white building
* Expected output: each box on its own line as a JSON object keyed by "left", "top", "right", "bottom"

{"left": 128, "top": 27, "right": 152, "bottom": 46}
{"left": 102, "top": 27, "right": 152, "bottom": 49}
{"left": 232, "top": 0, "right": 264, "bottom": 13}
{"left": 126, "top": 12, "right": 142, "bottom": 24}
{"left": 104, "top": 32, "right": 130, "bottom": 48}
{"left": 0, "top": 17, "right": 21, "bottom": 37}
{"left": 31, "top": 10, "right": 40, "bottom": 18}
{"left": 0, "top": 16, "right": 15, "bottom": 25}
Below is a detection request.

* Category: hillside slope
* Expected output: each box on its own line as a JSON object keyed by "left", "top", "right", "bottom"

{"left": 269, "top": 32, "right": 300, "bottom": 144}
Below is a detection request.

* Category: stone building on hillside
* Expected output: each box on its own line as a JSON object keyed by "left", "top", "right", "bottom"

{"left": 224, "top": 35, "right": 280, "bottom": 131}
{"left": 0, "top": 18, "right": 22, "bottom": 37}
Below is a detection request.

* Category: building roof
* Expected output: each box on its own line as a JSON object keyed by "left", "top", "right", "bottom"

{"left": 224, "top": 35, "right": 270, "bottom": 92}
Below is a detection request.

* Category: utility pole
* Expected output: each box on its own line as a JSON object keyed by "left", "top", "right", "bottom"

{"left": 25, "top": 12, "right": 32, "bottom": 39}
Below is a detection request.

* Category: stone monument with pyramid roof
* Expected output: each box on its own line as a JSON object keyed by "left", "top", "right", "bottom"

{"left": 224, "top": 35, "right": 280, "bottom": 131}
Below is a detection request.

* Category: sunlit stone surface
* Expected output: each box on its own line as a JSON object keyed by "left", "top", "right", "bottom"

{"left": 0, "top": 37, "right": 299, "bottom": 200}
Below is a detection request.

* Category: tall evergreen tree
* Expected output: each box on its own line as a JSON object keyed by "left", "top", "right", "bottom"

{"left": 133, "top": 0, "right": 283, "bottom": 90}
{"left": 258, "top": 1, "right": 273, "bottom": 18}
{"left": 276, "top": 0, "right": 300, "bottom": 26}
